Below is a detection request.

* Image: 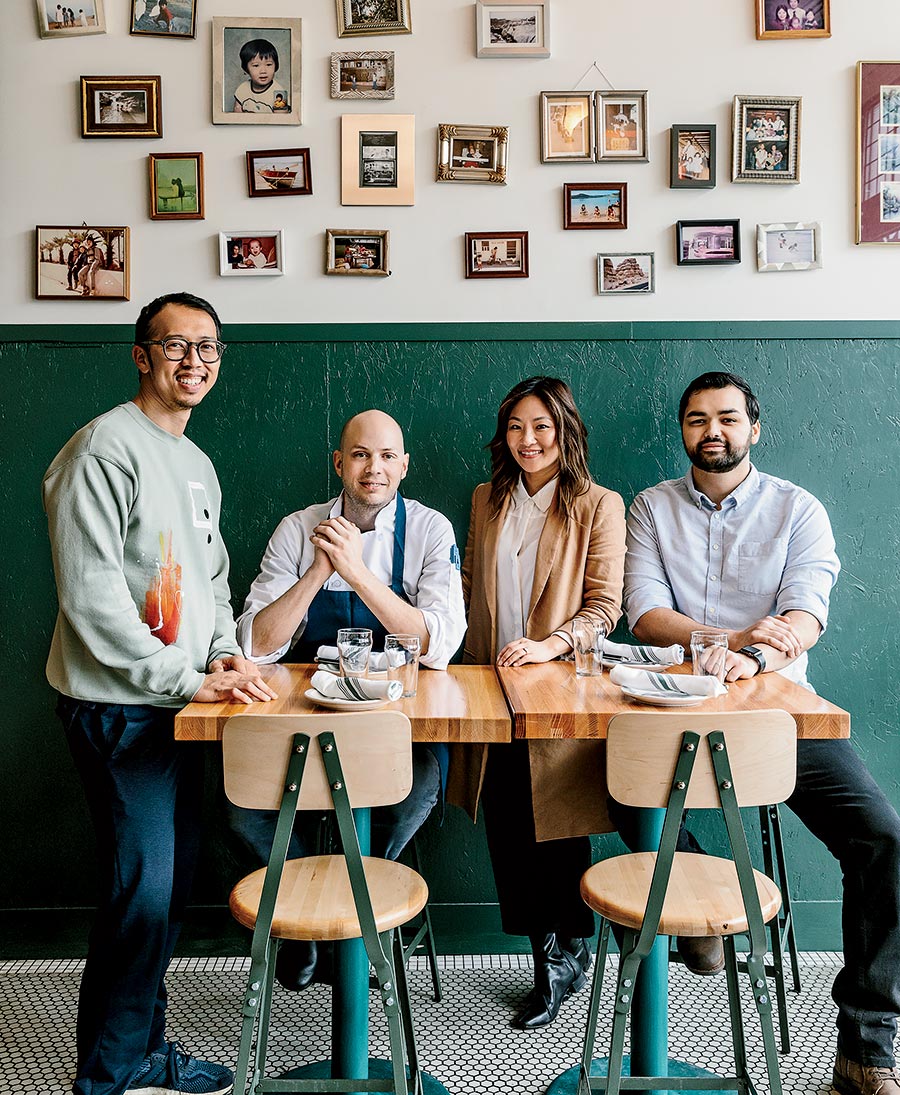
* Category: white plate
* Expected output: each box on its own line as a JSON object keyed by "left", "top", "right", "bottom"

{"left": 621, "top": 686, "right": 706, "bottom": 707}
{"left": 304, "top": 688, "right": 392, "bottom": 711}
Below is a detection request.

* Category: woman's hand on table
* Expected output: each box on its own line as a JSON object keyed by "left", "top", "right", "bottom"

{"left": 496, "top": 636, "right": 564, "bottom": 667}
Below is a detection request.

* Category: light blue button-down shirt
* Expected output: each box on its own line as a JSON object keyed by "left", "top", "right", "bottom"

{"left": 624, "top": 466, "right": 840, "bottom": 688}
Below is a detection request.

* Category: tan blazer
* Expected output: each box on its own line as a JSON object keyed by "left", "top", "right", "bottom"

{"left": 447, "top": 479, "right": 626, "bottom": 840}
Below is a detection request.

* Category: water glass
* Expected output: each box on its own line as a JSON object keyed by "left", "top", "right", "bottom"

{"left": 336, "top": 628, "right": 373, "bottom": 677}
{"left": 690, "top": 630, "right": 729, "bottom": 683}
{"left": 571, "top": 619, "right": 607, "bottom": 677}
{"left": 385, "top": 634, "right": 421, "bottom": 698}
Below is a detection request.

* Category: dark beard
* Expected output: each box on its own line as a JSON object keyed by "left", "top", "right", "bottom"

{"left": 689, "top": 440, "right": 749, "bottom": 473}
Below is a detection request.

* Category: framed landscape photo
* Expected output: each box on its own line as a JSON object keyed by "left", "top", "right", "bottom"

{"left": 670, "top": 125, "right": 716, "bottom": 188}
{"left": 437, "top": 124, "right": 508, "bottom": 184}
{"left": 212, "top": 16, "right": 302, "bottom": 125}
{"left": 341, "top": 113, "right": 415, "bottom": 206}
{"left": 733, "top": 94, "right": 801, "bottom": 183}
{"left": 130, "top": 0, "right": 196, "bottom": 39}
{"left": 246, "top": 148, "right": 312, "bottom": 197}
{"left": 756, "top": 0, "right": 830, "bottom": 39}
{"left": 563, "top": 183, "right": 627, "bottom": 229}
{"left": 36, "top": 226, "right": 129, "bottom": 300}
{"left": 677, "top": 220, "right": 741, "bottom": 265}
{"left": 37, "top": 0, "right": 105, "bottom": 37}
{"left": 331, "top": 51, "right": 394, "bottom": 99}
{"left": 596, "top": 91, "right": 648, "bottom": 162}
{"left": 325, "top": 229, "right": 390, "bottom": 275}
{"left": 149, "top": 153, "right": 203, "bottom": 220}
{"left": 464, "top": 232, "right": 529, "bottom": 278}
{"left": 856, "top": 62, "right": 900, "bottom": 245}
{"left": 540, "top": 91, "right": 594, "bottom": 163}
{"left": 757, "top": 221, "right": 822, "bottom": 271}
{"left": 475, "top": 1, "right": 550, "bottom": 59}
{"left": 80, "top": 76, "right": 162, "bottom": 138}
{"left": 336, "top": 0, "right": 411, "bottom": 38}
{"left": 218, "top": 231, "right": 285, "bottom": 276}
{"left": 597, "top": 252, "right": 655, "bottom": 294}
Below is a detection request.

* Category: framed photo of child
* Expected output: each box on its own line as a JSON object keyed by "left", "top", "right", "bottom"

{"left": 756, "top": 0, "right": 830, "bottom": 39}
{"left": 130, "top": 0, "right": 197, "bottom": 40}
{"left": 212, "top": 17, "right": 302, "bottom": 125}
{"left": 80, "top": 76, "right": 163, "bottom": 139}
{"left": 37, "top": 0, "right": 106, "bottom": 38}
{"left": 36, "top": 226, "right": 129, "bottom": 300}
{"left": 218, "top": 231, "right": 285, "bottom": 276}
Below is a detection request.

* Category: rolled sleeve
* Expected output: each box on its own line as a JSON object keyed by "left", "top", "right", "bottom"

{"left": 624, "top": 492, "right": 677, "bottom": 630}
{"left": 774, "top": 493, "right": 840, "bottom": 630}
{"left": 415, "top": 514, "right": 466, "bottom": 670}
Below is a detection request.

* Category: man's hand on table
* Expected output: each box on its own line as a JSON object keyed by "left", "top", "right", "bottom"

{"left": 196, "top": 655, "right": 278, "bottom": 704}
{"left": 724, "top": 650, "right": 762, "bottom": 682}
{"left": 729, "top": 615, "right": 803, "bottom": 659}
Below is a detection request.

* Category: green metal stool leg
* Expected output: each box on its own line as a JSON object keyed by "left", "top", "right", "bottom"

{"left": 579, "top": 919, "right": 611, "bottom": 1094}
{"left": 768, "top": 804, "right": 802, "bottom": 994}
{"left": 402, "top": 836, "right": 443, "bottom": 1003}
{"left": 253, "top": 938, "right": 278, "bottom": 1084}
{"left": 723, "top": 936, "right": 750, "bottom": 1088}
{"left": 392, "top": 929, "right": 423, "bottom": 1095}
{"left": 605, "top": 929, "right": 640, "bottom": 1095}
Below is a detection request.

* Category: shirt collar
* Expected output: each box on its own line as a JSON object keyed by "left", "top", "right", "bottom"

{"left": 683, "top": 464, "right": 760, "bottom": 511}
{"left": 512, "top": 475, "right": 558, "bottom": 513}
{"left": 331, "top": 491, "right": 398, "bottom": 529}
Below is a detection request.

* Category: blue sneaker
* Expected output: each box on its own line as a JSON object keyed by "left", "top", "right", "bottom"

{"left": 127, "top": 1042, "right": 233, "bottom": 1094}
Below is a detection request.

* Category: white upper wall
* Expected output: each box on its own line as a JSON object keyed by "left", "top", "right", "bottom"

{"left": 3, "top": 0, "right": 899, "bottom": 325}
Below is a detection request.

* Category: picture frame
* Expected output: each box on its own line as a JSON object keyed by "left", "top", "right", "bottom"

{"left": 676, "top": 220, "right": 741, "bottom": 265}
{"left": 80, "top": 76, "right": 162, "bottom": 139}
{"left": 36, "top": 225, "right": 129, "bottom": 300}
{"left": 596, "top": 91, "right": 648, "bottom": 162}
{"left": 475, "top": 1, "right": 550, "bottom": 59}
{"left": 341, "top": 113, "right": 415, "bottom": 206}
{"left": 37, "top": 0, "right": 105, "bottom": 37}
{"left": 130, "top": 0, "right": 196, "bottom": 39}
{"left": 218, "top": 231, "right": 285, "bottom": 277}
{"left": 437, "top": 124, "right": 509, "bottom": 184}
{"left": 856, "top": 62, "right": 900, "bottom": 245}
{"left": 756, "top": 221, "right": 822, "bottom": 271}
{"left": 756, "top": 0, "right": 830, "bottom": 39}
{"left": 563, "top": 183, "right": 627, "bottom": 229}
{"left": 597, "top": 252, "right": 655, "bottom": 294}
{"left": 540, "top": 91, "right": 594, "bottom": 163}
{"left": 336, "top": 0, "right": 411, "bottom": 38}
{"left": 670, "top": 125, "right": 716, "bottom": 189}
{"left": 331, "top": 51, "right": 395, "bottom": 99}
{"left": 732, "top": 94, "right": 801, "bottom": 183}
{"left": 212, "top": 16, "right": 302, "bottom": 125}
{"left": 325, "top": 229, "right": 390, "bottom": 276}
{"left": 464, "top": 232, "right": 529, "bottom": 278}
{"left": 149, "top": 153, "right": 204, "bottom": 220}
{"left": 246, "top": 148, "right": 312, "bottom": 197}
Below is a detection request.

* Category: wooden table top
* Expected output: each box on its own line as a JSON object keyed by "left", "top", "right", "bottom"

{"left": 174, "top": 664, "right": 512, "bottom": 744}
{"left": 496, "top": 661, "right": 850, "bottom": 740}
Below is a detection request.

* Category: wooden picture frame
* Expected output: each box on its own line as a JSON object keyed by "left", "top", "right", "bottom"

{"left": 36, "top": 225, "right": 129, "bottom": 299}
{"left": 563, "top": 183, "right": 627, "bottom": 229}
{"left": 732, "top": 94, "right": 801, "bottom": 183}
{"left": 149, "top": 153, "right": 203, "bottom": 220}
{"left": 464, "top": 232, "right": 529, "bottom": 278}
{"left": 677, "top": 219, "right": 741, "bottom": 265}
{"left": 540, "top": 91, "right": 594, "bottom": 163}
{"left": 475, "top": 1, "right": 550, "bottom": 59}
{"left": 670, "top": 125, "right": 716, "bottom": 189}
{"left": 219, "top": 231, "right": 285, "bottom": 276}
{"left": 596, "top": 91, "right": 648, "bottom": 162}
{"left": 37, "top": 0, "right": 105, "bottom": 37}
{"left": 130, "top": 0, "right": 197, "bottom": 39}
{"left": 336, "top": 0, "right": 411, "bottom": 38}
{"left": 597, "top": 252, "right": 655, "bottom": 294}
{"left": 757, "top": 221, "right": 822, "bottom": 270}
{"left": 341, "top": 113, "right": 415, "bottom": 206}
{"left": 756, "top": 0, "right": 830, "bottom": 39}
{"left": 80, "top": 76, "right": 162, "bottom": 138}
{"left": 325, "top": 229, "right": 390, "bottom": 275}
{"left": 856, "top": 62, "right": 900, "bottom": 245}
{"left": 246, "top": 148, "right": 312, "bottom": 197}
{"left": 212, "top": 16, "right": 302, "bottom": 125}
{"left": 437, "top": 124, "right": 508, "bottom": 184}
{"left": 331, "top": 51, "right": 395, "bottom": 99}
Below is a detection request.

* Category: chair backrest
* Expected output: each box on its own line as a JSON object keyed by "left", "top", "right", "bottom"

{"left": 222, "top": 712, "right": 413, "bottom": 812}
{"left": 606, "top": 709, "right": 797, "bottom": 809}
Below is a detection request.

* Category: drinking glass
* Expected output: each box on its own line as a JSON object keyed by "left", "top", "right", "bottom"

{"left": 385, "top": 634, "right": 421, "bottom": 698}
{"left": 571, "top": 619, "right": 607, "bottom": 677}
{"left": 690, "top": 630, "right": 729, "bottom": 683}
{"left": 336, "top": 628, "right": 373, "bottom": 677}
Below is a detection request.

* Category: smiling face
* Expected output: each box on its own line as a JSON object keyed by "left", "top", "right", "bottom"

{"left": 681, "top": 385, "right": 760, "bottom": 474}
{"left": 334, "top": 410, "right": 409, "bottom": 514}
{"left": 246, "top": 53, "right": 276, "bottom": 91}
{"left": 506, "top": 394, "right": 560, "bottom": 484}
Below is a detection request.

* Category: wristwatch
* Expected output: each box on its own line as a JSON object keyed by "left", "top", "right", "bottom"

{"left": 739, "top": 645, "right": 766, "bottom": 675}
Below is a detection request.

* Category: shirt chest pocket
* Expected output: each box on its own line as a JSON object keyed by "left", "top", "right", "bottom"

{"left": 737, "top": 538, "right": 788, "bottom": 595}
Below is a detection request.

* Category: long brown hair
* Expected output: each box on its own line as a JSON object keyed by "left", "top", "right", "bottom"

{"left": 487, "top": 376, "right": 591, "bottom": 520}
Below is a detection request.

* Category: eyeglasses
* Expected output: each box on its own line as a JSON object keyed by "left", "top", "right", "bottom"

{"left": 142, "top": 337, "right": 227, "bottom": 363}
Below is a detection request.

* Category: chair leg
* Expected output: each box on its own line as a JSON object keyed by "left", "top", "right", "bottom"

{"left": 756, "top": 805, "right": 794, "bottom": 1052}
{"left": 392, "top": 930, "right": 423, "bottom": 1095}
{"left": 253, "top": 938, "right": 278, "bottom": 1083}
{"left": 403, "top": 836, "right": 443, "bottom": 1003}
{"left": 380, "top": 932, "right": 413, "bottom": 1095}
{"left": 724, "top": 935, "right": 750, "bottom": 1087}
{"left": 605, "top": 928, "right": 640, "bottom": 1095}
{"left": 234, "top": 940, "right": 273, "bottom": 1095}
{"left": 579, "top": 919, "right": 611, "bottom": 1095}
{"left": 744, "top": 938, "right": 784, "bottom": 1095}
{"left": 769, "top": 804, "right": 802, "bottom": 994}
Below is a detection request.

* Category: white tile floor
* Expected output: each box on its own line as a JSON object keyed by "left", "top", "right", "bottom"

{"left": 0, "top": 952, "right": 850, "bottom": 1094}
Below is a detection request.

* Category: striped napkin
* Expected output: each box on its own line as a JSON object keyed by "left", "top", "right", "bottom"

{"left": 609, "top": 664, "right": 727, "bottom": 698}
{"left": 310, "top": 669, "right": 402, "bottom": 702}
{"left": 315, "top": 645, "right": 388, "bottom": 673}
{"left": 603, "top": 640, "right": 684, "bottom": 667}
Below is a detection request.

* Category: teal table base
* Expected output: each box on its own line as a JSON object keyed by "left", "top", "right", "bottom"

{"left": 280, "top": 1057, "right": 450, "bottom": 1093}
{"left": 545, "top": 1056, "right": 719, "bottom": 1095}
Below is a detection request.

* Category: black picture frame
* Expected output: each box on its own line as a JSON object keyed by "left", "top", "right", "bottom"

{"left": 670, "top": 125, "right": 716, "bottom": 189}
{"left": 676, "top": 219, "right": 741, "bottom": 266}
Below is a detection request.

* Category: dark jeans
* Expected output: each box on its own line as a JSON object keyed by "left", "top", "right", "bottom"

{"left": 481, "top": 739, "right": 595, "bottom": 940}
{"left": 58, "top": 696, "right": 203, "bottom": 1095}
{"left": 611, "top": 738, "right": 900, "bottom": 1067}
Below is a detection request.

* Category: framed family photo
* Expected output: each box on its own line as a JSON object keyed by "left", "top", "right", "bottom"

{"left": 212, "top": 17, "right": 302, "bottom": 125}
{"left": 856, "top": 62, "right": 900, "bottom": 245}
{"left": 563, "top": 183, "right": 627, "bottom": 229}
{"left": 246, "top": 148, "right": 312, "bottom": 197}
{"left": 756, "top": 0, "right": 830, "bottom": 38}
{"left": 336, "top": 0, "right": 411, "bottom": 38}
{"left": 130, "top": 0, "right": 197, "bottom": 39}
{"left": 36, "top": 226, "right": 129, "bottom": 300}
{"left": 670, "top": 125, "right": 716, "bottom": 188}
{"left": 757, "top": 221, "right": 822, "bottom": 270}
{"left": 677, "top": 220, "right": 741, "bottom": 265}
{"left": 733, "top": 94, "right": 801, "bottom": 183}
{"left": 325, "top": 229, "right": 390, "bottom": 276}
{"left": 464, "top": 232, "right": 529, "bottom": 278}
{"left": 540, "top": 91, "right": 594, "bottom": 162}
{"left": 597, "top": 252, "right": 655, "bottom": 294}
{"left": 596, "top": 91, "right": 648, "bottom": 162}
{"left": 437, "top": 124, "right": 508, "bottom": 184}
{"left": 475, "top": 1, "right": 550, "bottom": 59}
{"left": 341, "top": 114, "right": 415, "bottom": 205}
{"left": 149, "top": 153, "right": 203, "bottom": 220}
{"left": 80, "top": 76, "right": 162, "bottom": 138}
{"left": 218, "top": 231, "right": 285, "bottom": 276}
{"left": 331, "top": 51, "right": 395, "bottom": 99}
{"left": 37, "top": 0, "right": 105, "bottom": 37}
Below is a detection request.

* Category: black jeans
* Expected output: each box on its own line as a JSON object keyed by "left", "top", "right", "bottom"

{"left": 611, "top": 738, "right": 900, "bottom": 1067}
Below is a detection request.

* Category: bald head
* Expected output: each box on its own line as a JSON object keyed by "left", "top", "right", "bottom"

{"left": 338, "top": 409, "right": 404, "bottom": 453}
{"left": 334, "top": 409, "right": 409, "bottom": 515}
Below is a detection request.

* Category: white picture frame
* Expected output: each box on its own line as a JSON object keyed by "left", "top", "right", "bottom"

{"left": 756, "top": 221, "right": 822, "bottom": 271}
{"left": 475, "top": 1, "right": 550, "bottom": 59}
{"left": 218, "top": 230, "right": 285, "bottom": 276}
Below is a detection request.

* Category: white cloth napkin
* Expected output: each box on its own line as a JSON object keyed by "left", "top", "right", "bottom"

{"left": 315, "top": 645, "right": 388, "bottom": 672}
{"left": 603, "top": 640, "right": 684, "bottom": 666}
{"left": 310, "top": 669, "right": 402, "bottom": 702}
{"left": 609, "top": 664, "right": 727, "bottom": 698}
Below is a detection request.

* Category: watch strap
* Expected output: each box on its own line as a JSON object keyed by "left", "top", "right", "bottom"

{"left": 739, "top": 645, "right": 766, "bottom": 675}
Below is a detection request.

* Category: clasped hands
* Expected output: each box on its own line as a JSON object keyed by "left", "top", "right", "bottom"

{"left": 308, "top": 515, "right": 368, "bottom": 584}
{"left": 723, "top": 613, "right": 804, "bottom": 681}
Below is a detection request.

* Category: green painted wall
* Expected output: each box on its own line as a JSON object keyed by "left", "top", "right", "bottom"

{"left": 2, "top": 321, "right": 898, "bottom": 956}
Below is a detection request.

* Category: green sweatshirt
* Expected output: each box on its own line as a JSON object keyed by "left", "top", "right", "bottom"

{"left": 43, "top": 401, "right": 240, "bottom": 707}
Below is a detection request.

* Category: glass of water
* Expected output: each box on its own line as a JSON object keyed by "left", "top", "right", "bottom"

{"left": 571, "top": 619, "right": 607, "bottom": 677}
{"left": 336, "top": 628, "right": 373, "bottom": 677}
{"left": 690, "top": 630, "right": 729, "bottom": 683}
{"left": 384, "top": 634, "right": 421, "bottom": 697}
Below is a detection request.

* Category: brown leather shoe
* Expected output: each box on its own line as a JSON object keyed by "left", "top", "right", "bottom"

{"left": 675, "top": 935, "right": 725, "bottom": 976}
{"left": 833, "top": 1053, "right": 900, "bottom": 1095}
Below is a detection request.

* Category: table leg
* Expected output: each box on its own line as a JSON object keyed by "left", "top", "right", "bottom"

{"left": 332, "top": 808, "right": 371, "bottom": 1089}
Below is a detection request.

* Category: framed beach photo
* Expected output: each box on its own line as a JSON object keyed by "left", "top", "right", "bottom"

{"left": 733, "top": 95, "right": 801, "bottom": 183}
{"left": 325, "top": 229, "right": 390, "bottom": 276}
{"left": 130, "top": 0, "right": 196, "bottom": 39}
{"left": 342, "top": 114, "right": 415, "bottom": 206}
{"left": 36, "top": 225, "right": 129, "bottom": 300}
{"left": 336, "top": 0, "right": 411, "bottom": 38}
{"left": 475, "top": 1, "right": 550, "bottom": 59}
{"left": 437, "top": 124, "right": 509, "bottom": 184}
{"left": 464, "top": 232, "right": 529, "bottom": 278}
{"left": 331, "top": 51, "right": 395, "bottom": 99}
{"left": 212, "top": 17, "right": 302, "bottom": 125}
{"left": 757, "top": 221, "right": 822, "bottom": 271}
{"left": 80, "top": 76, "right": 162, "bottom": 138}
{"left": 597, "top": 252, "right": 655, "bottom": 294}
{"left": 246, "top": 148, "right": 312, "bottom": 197}
{"left": 149, "top": 153, "right": 203, "bottom": 220}
{"left": 218, "top": 231, "right": 285, "bottom": 276}
{"left": 540, "top": 91, "right": 594, "bottom": 163}
{"left": 563, "top": 183, "right": 627, "bottom": 229}
{"left": 37, "top": 0, "right": 105, "bottom": 37}
{"left": 756, "top": 0, "right": 830, "bottom": 39}
{"left": 670, "top": 125, "right": 716, "bottom": 188}
{"left": 596, "top": 91, "right": 648, "bottom": 162}
{"left": 677, "top": 220, "right": 741, "bottom": 265}
{"left": 856, "top": 62, "right": 900, "bottom": 244}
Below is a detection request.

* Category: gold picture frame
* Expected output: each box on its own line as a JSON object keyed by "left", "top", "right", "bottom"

{"left": 36, "top": 225, "right": 130, "bottom": 300}
{"left": 336, "top": 0, "right": 411, "bottom": 38}
{"left": 341, "top": 113, "right": 415, "bottom": 206}
{"left": 325, "top": 229, "right": 390, "bottom": 276}
{"left": 149, "top": 153, "right": 204, "bottom": 220}
{"left": 856, "top": 61, "right": 900, "bottom": 244}
{"left": 755, "top": 0, "right": 830, "bottom": 39}
{"left": 437, "top": 124, "right": 508, "bottom": 184}
{"left": 80, "top": 76, "right": 162, "bottom": 138}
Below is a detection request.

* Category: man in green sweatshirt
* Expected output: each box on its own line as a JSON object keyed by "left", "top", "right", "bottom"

{"left": 43, "top": 291, "right": 275, "bottom": 1095}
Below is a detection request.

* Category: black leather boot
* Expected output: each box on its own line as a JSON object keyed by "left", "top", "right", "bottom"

{"left": 512, "top": 933, "right": 587, "bottom": 1030}
{"left": 561, "top": 936, "right": 593, "bottom": 975}
{"left": 275, "top": 940, "right": 317, "bottom": 991}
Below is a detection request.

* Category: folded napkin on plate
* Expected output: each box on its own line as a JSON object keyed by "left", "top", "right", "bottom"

{"left": 603, "top": 640, "right": 684, "bottom": 666}
{"left": 315, "top": 645, "right": 388, "bottom": 673}
{"left": 310, "top": 669, "right": 402, "bottom": 702}
{"left": 609, "top": 664, "right": 727, "bottom": 698}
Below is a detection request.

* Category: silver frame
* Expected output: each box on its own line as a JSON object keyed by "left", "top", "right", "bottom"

{"left": 475, "top": 1, "right": 550, "bottom": 59}
{"left": 756, "top": 221, "right": 822, "bottom": 271}
{"left": 437, "top": 124, "right": 508, "bottom": 184}
{"left": 330, "top": 51, "right": 395, "bottom": 100}
{"left": 597, "top": 252, "right": 656, "bottom": 295}
{"left": 325, "top": 228, "right": 390, "bottom": 276}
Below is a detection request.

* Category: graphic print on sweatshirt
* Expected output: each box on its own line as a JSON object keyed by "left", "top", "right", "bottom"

{"left": 144, "top": 530, "right": 182, "bottom": 645}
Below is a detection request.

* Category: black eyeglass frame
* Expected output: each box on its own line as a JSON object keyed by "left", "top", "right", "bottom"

{"left": 141, "top": 338, "right": 227, "bottom": 363}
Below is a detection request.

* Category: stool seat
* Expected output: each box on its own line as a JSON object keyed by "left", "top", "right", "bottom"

{"left": 580, "top": 851, "right": 782, "bottom": 937}
{"left": 230, "top": 854, "right": 429, "bottom": 941}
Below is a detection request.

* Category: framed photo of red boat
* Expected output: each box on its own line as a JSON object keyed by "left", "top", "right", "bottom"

{"left": 246, "top": 148, "right": 312, "bottom": 197}
{"left": 149, "top": 153, "right": 204, "bottom": 220}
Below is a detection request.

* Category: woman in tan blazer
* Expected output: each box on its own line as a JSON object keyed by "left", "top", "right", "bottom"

{"left": 448, "top": 376, "right": 626, "bottom": 1031}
